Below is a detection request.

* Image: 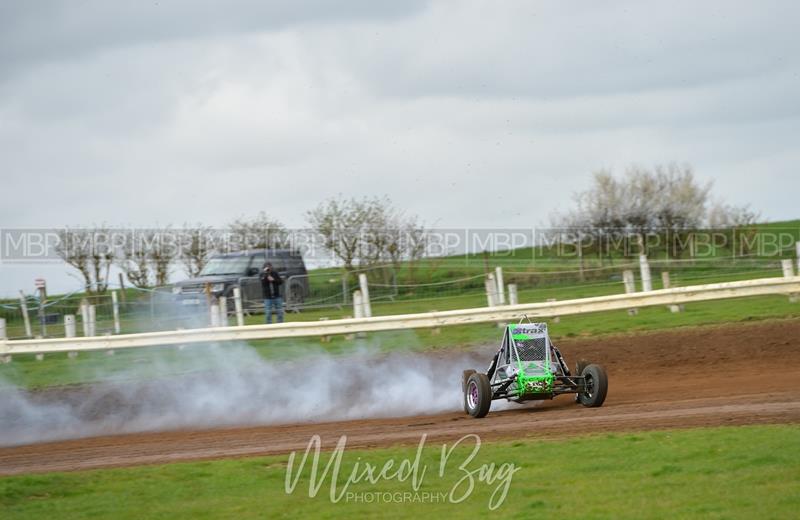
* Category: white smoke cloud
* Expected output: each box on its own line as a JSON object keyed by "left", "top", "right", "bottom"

{"left": 0, "top": 341, "right": 501, "bottom": 447}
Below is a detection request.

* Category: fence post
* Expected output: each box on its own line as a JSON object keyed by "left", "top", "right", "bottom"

{"left": 233, "top": 286, "right": 245, "bottom": 327}
{"left": 639, "top": 254, "right": 653, "bottom": 292}
{"left": 218, "top": 296, "right": 228, "bottom": 326}
{"left": 353, "top": 290, "right": 363, "bottom": 320}
{"left": 485, "top": 273, "right": 497, "bottom": 307}
{"left": 623, "top": 270, "right": 636, "bottom": 294}
{"left": 508, "top": 284, "right": 519, "bottom": 305}
{"left": 209, "top": 303, "right": 220, "bottom": 327}
{"left": 80, "top": 300, "right": 89, "bottom": 336}
{"left": 358, "top": 273, "right": 372, "bottom": 318}
{"left": 64, "top": 315, "right": 76, "bottom": 338}
{"left": 0, "top": 318, "right": 6, "bottom": 340}
{"left": 88, "top": 305, "right": 96, "bottom": 336}
{"left": 782, "top": 258, "right": 798, "bottom": 302}
{"left": 796, "top": 241, "right": 800, "bottom": 274}
{"left": 781, "top": 258, "right": 794, "bottom": 278}
{"left": 18, "top": 291, "right": 32, "bottom": 338}
{"left": 319, "top": 317, "right": 331, "bottom": 342}
{"left": 547, "top": 298, "right": 560, "bottom": 323}
{"left": 37, "top": 285, "right": 47, "bottom": 338}
{"left": 661, "top": 271, "right": 682, "bottom": 313}
{"left": 118, "top": 273, "right": 126, "bottom": 302}
{"left": 352, "top": 290, "right": 366, "bottom": 338}
{"left": 111, "top": 290, "right": 121, "bottom": 334}
{"left": 622, "top": 270, "right": 638, "bottom": 316}
{"left": 495, "top": 267, "right": 505, "bottom": 305}
{"left": 342, "top": 275, "right": 350, "bottom": 305}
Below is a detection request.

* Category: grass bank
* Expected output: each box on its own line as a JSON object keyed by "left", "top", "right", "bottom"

{"left": 1, "top": 425, "right": 798, "bottom": 519}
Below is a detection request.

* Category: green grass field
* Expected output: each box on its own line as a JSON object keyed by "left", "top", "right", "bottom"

{"left": 2, "top": 425, "right": 798, "bottom": 519}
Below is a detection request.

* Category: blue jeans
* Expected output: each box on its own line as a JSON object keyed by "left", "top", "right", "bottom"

{"left": 264, "top": 297, "right": 284, "bottom": 324}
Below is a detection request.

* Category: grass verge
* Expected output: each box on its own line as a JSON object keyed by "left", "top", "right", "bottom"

{"left": 1, "top": 425, "right": 798, "bottom": 519}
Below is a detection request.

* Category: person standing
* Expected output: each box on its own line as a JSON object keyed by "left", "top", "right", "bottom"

{"left": 260, "top": 262, "right": 284, "bottom": 324}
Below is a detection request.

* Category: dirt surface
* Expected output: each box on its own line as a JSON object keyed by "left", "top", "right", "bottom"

{"left": 2, "top": 319, "right": 799, "bottom": 475}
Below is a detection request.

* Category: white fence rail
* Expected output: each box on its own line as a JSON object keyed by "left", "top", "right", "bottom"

{"left": 1, "top": 276, "right": 798, "bottom": 355}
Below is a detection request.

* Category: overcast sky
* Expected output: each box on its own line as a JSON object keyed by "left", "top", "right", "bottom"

{"left": 1, "top": 0, "right": 799, "bottom": 296}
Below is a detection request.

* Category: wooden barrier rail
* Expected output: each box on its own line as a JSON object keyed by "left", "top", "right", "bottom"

{"left": 1, "top": 276, "right": 798, "bottom": 355}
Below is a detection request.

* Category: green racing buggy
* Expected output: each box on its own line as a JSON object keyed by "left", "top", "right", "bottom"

{"left": 462, "top": 320, "right": 608, "bottom": 418}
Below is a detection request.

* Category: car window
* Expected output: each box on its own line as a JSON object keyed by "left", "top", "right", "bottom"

{"left": 265, "top": 256, "right": 286, "bottom": 272}
{"left": 250, "top": 254, "right": 266, "bottom": 271}
{"left": 286, "top": 257, "right": 301, "bottom": 272}
{"left": 200, "top": 256, "right": 250, "bottom": 276}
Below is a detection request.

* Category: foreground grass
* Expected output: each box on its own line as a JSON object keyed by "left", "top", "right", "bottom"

{"left": 1, "top": 425, "right": 798, "bottom": 519}
{"left": 1, "top": 294, "right": 798, "bottom": 389}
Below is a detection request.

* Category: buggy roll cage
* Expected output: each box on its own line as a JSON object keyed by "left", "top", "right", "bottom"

{"left": 486, "top": 316, "right": 586, "bottom": 400}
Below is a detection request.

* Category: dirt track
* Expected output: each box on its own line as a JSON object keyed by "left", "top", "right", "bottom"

{"left": 2, "top": 319, "right": 799, "bottom": 475}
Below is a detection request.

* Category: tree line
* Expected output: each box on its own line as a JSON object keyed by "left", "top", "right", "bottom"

{"left": 56, "top": 163, "right": 764, "bottom": 293}
{"left": 56, "top": 196, "right": 429, "bottom": 293}
{"left": 549, "top": 163, "right": 760, "bottom": 260}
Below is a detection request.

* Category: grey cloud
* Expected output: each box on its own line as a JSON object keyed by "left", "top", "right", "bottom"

{"left": 0, "top": 0, "right": 429, "bottom": 80}
{"left": 0, "top": 0, "right": 799, "bottom": 296}
{"left": 332, "top": 1, "right": 799, "bottom": 100}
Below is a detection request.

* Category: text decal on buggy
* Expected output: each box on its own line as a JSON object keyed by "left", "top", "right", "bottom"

{"left": 510, "top": 323, "right": 547, "bottom": 336}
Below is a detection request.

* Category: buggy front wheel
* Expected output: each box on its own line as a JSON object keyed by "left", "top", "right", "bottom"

{"left": 578, "top": 364, "right": 608, "bottom": 408}
{"left": 465, "top": 373, "right": 492, "bottom": 418}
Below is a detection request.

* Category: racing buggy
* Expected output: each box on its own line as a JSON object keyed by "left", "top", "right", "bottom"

{"left": 462, "top": 320, "right": 608, "bottom": 418}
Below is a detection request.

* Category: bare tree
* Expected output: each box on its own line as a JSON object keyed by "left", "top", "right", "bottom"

{"left": 116, "top": 229, "right": 179, "bottom": 288}
{"left": 228, "top": 212, "right": 287, "bottom": 250}
{"left": 56, "top": 227, "right": 115, "bottom": 293}
{"left": 374, "top": 212, "right": 430, "bottom": 282}
{"left": 554, "top": 163, "right": 713, "bottom": 259}
{"left": 150, "top": 228, "right": 178, "bottom": 286}
{"left": 116, "top": 231, "right": 151, "bottom": 288}
{"left": 306, "top": 195, "right": 425, "bottom": 274}
{"left": 622, "top": 165, "right": 662, "bottom": 251}
{"left": 307, "top": 196, "right": 386, "bottom": 272}
{"left": 651, "top": 163, "right": 711, "bottom": 258}
{"left": 708, "top": 202, "right": 761, "bottom": 256}
{"left": 404, "top": 217, "right": 429, "bottom": 282}
{"left": 180, "top": 224, "right": 218, "bottom": 277}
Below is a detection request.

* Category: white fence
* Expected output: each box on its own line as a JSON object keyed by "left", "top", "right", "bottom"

{"left": 2, "top": 276, "right": 798, "bottom": 356}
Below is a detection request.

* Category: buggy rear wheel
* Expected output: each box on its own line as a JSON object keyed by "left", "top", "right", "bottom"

{"left": 465, "top": 373, "right": 492, "bottom": 418}
{"left": 461, "top": 370, "right": 476, "bottom": 414}
{"left": 578, "top": 364, "right": 608, "bottom": 408}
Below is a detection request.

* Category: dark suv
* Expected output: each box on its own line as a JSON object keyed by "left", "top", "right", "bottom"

{"left": 172, "top": 249, "right": 309, "bottom": 311}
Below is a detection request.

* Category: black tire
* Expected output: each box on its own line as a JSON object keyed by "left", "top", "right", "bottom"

{"left": 578, "top": 364, "right": 608, "bottom": 407}
{"left": 461, "top": 369, "right": 476, "bottom": 414}
{"left": 464, "top": 373, "right": 492, "bottom": 418}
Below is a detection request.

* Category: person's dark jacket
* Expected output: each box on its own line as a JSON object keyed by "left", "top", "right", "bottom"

{"left": 260, "top": 268, "right": 283, "bottom": 299}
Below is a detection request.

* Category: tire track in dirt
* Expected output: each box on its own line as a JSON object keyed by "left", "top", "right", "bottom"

{"left": 1, "top": 319, "right": 799, "bottom": 475}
